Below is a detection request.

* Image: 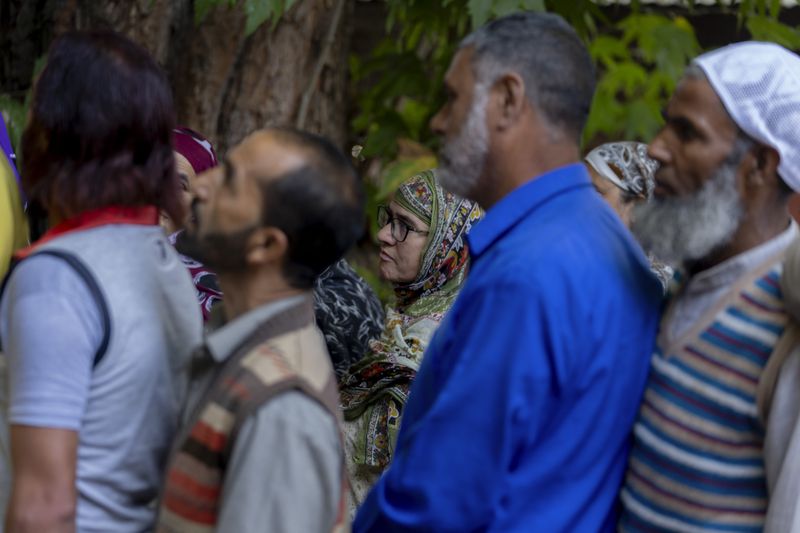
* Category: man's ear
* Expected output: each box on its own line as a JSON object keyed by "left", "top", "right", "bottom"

{"left": 745, "top": 145, "right": 780, "bottom": 189}
{"left": 490, "top": 72, "right": 527, "bottom": 131}
{"left": 246, "top": 226, "right": 288, "bottom": 267}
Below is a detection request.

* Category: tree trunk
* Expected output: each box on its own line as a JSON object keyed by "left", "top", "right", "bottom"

{"left": 175, "top": 0, "right": 353, "bottom": 152}
{"left": 0, "top": 0, "right": 353, "bottom": 154}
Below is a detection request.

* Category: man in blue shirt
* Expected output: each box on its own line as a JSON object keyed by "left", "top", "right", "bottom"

{"left": 354, "top": 12, "right": 663, "bottom": 532}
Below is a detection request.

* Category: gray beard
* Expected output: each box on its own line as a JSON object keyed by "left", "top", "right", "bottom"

{"left": 437, "top": 83, "right": 489, "bottom": 200}
{"left": 630, "top": 159, "right": 744, "bottom": 266}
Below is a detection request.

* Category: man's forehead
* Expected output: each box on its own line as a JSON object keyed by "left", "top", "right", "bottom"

{"left": 446, "top": 47, "right": 475, "bottom": 84}
{"left": 232, "top": 130, "right": 307, "bottom": 180}
{"left": 668, "top": 76, "right": 738, "bottom": 136}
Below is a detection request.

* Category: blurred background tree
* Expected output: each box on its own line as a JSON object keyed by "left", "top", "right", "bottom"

{"left": 1, "top": 0, "right": 799, "bottom": 299}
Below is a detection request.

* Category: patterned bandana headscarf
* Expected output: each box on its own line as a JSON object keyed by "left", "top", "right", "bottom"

{"left": 392, "top": 169, "right": 483, "bottom": 311}
{"left": 172, "top": 126, "right": 218, "bottom": 174}
{"left": 585, "top": 142, "right": 658, "bottom": 200}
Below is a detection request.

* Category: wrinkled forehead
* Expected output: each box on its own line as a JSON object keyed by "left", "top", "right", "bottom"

{"left": 445, "top": 47, "right": 477, "bottom": 88}
{"left": 669, "top": 76, "right": 739, "bottom": 140}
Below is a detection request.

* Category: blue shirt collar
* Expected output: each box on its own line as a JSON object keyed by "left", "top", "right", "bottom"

{"left": 467, "top": 163, "right": 592, "bottom": 259}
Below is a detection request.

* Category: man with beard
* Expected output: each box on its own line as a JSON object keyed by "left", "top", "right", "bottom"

{"left": 354, "top": 12, "right": 663, "bottom": 532}
{"left": 619, "top": 42, "right": 800, "bottom": 531}
{"left": 168, "top": 127, "right": 384, "bottom": 375}
{"left": 157, "top": 127, "right": 359, "bottom": 533}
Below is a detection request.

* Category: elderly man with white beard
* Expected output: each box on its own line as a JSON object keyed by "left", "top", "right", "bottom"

{"left": 354, "top": 12, "right": 663, "bottom": 533}
{"left": 619, "top": 41, "right": 800, "bottom": 532}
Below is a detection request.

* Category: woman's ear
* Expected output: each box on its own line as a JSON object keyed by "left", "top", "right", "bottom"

{"left": 246, "top": 226, "right": 288, "bottom": 267}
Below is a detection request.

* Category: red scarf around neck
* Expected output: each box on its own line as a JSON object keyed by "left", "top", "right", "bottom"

{"left": 15, "top": 205, "right": 158, "bottom": 260}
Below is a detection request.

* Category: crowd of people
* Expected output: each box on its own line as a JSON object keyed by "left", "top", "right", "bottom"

{"left": 1, "top": 9, "right": 800, "bottom": 533}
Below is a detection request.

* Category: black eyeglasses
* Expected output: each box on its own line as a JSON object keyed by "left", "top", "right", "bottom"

{"left": 377, "top": 204, "right": 429, "bottom": 243}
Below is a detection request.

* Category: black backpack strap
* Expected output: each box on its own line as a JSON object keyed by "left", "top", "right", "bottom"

{"left": 0, "top": 249, "right": 111, "bottom": 368}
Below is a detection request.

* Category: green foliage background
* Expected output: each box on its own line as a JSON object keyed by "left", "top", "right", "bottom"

{"left": 1, "top": 0, "right": 798, "bottom": 301}
{"left": 3, "top": 0, "right": 797, "bottom": 188}
{"left": 352, "top": 0, "right": 799, "bottom": 191}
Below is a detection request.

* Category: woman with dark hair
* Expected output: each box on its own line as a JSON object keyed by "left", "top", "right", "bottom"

{"left": 339, "top": 169, "right": 482, "bottom": 510}
{"left": 0, "top": 30, "right": 202, "bottom": 531}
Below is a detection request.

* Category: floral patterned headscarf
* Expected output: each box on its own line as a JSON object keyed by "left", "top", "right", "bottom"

{"left": 339, "top": 170, "right": 481, "bottom": 477}
{"left": 392, "top": 169, "right": 482, "bottom": 311}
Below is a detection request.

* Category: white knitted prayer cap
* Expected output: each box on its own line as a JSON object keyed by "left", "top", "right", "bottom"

{"left": 693, "top": 41, "right": 800, "bottom": 192}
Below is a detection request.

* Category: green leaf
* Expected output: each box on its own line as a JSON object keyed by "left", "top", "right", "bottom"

{"left": 492, "top": 0, "right": 522, "bottom": 18}
{"left": 589, "top": 35, "right": 628, "bottom": 68}
{"left": 618, "top": 13, "right": 698, "bottom": 83}
{"left": 398, "top": 98, "right": 433, "bottom": 141}
{"left": 603, "top": 61, "right": 648, "bottom": 97}
{"left": 195, "top": 0, "right": 218, "bottom": 25}
{"left": 349, "top": 54, "right": 363, "bottom": 81}
{"left": 770, "top": 0, "right": 782, "bottom": 18}
{"left": 376, "top": 155, "right": 438, "bottom": 200}
{"left": 622, "top": 99, "right": 663, "bottom": 140}
{"left": 549, "top": 0, "right": 607, "bottom": 39}
{"left": 746, "top": 15, "right": 800, "bottom": 49}
{"left": 244, "top": 0, "right": 273, "bottom": 36}
{"left": 467, "top": 0, "right": 492, "bottom": 29}
{"left": 739, "top": 0, "right": 754, "bottom": 27}
{"left": 519, "top": 0, "right": 546, "bottom": 11}
{"left": 584, "top": 87, "right": 624, "bottom": 143}
{"left": 361, "top": 114, "right": 408, "bottom": 159}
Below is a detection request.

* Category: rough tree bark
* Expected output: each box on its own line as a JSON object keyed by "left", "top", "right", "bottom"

{"left": 0, "top": 0, "right": 354, "bottom": 153}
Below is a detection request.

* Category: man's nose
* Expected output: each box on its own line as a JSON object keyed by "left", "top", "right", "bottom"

{"left": 647, "top": 130, "right": 672, "bottom": 166}
{"left": 430, "top": 107, "right": 446, "bottom": 137}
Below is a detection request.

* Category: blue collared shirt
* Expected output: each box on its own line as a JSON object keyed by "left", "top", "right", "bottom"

{"left": 354, "top": 164, "right": 663, "bottom": 532}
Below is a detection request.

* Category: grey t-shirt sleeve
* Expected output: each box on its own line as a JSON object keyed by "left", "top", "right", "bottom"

{"left": 217, "top": 390, "right": 342, "bottom": 533}
{"left": 1, "top": 255, "right": 103, "bottom": 429}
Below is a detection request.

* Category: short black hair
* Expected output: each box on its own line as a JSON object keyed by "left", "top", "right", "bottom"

{"left": 21, "top": 30, "right": 181, "bottom": 222}
{"left": 259, "top": 128, "right": 364, "bottom": 289}
{"left": 461, "top": 12, "right": 596, "bottom": 143}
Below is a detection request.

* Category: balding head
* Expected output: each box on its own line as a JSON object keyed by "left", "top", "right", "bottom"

{"left": 245, "top": 127, "right": 364, "bottom": 287}
{"left": 182, "top": 127, "right": 364, "bottom": 288}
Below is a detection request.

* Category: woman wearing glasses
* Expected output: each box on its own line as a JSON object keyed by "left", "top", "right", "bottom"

{"left": 339, "top": 169, "right": 482, "bottom": 512}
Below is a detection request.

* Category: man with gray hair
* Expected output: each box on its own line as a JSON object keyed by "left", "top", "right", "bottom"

{"left": 354, "top": 12, "right": 663, "bottom": 532}
{"left": 620, "top": 41, "right": 800, "bottom": 531}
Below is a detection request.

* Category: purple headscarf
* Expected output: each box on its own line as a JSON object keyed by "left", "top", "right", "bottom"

{"left": 0, "top": 115, "right": 19, "bottom": 183}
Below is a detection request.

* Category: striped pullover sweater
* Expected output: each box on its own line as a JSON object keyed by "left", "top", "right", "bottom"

{"left": 157, "top": 298, "right": 349, "bottom": 533}
{"left": 620, "top": 255, "right": 789, "bottom": 532}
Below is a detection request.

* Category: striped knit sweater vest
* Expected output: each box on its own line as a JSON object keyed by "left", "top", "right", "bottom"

{"left": 157, "top": 298, "right": 349, "bottom": 533}
{"left": 620, "top": 255, "right": 789, "bottom": 532}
